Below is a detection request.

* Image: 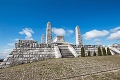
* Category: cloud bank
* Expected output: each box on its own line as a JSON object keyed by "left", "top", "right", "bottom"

{"left": 52, "top": 27, "right": 74, "bottom": 36}
{"left": 52, "top": 28, "right": 66, "bottom": 36}
{"left": 107, "top": 30, "right": 120, "bottom": 40}
{"left": 83, "top": 29, "right": 109, "bottom": 40}
{"left": 67, "top": 30, "right": 74, "bottom": 34}
{"left": 110, "top": 26, "right": 120, "bottom": 32}
{"left": 94, "top": 38, "right": 102, "bottom": 45}
{"left": 19, "top": 28, "right": 34, "bottom": 40}
{"left": 107, "top": 26, "right": 120, "bottom": 40}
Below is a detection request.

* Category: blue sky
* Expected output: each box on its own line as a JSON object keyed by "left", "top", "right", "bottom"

{"left": 0, "top": 0, "right": 120, "bottom": 58}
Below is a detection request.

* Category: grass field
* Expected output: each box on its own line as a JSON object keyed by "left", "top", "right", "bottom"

{"left": 0, "top": 55, "right": 120, "bottom": 80}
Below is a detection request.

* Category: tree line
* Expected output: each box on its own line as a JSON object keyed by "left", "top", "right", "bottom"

{"left": 81, "top": 47, "right": 111, "bottom": 57}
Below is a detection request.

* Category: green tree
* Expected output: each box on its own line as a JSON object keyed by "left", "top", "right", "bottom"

{"left": 107, "top": 47, "right": 111, "bottom": 55}
{"left": 81, "top": 46, "right": 85, "bottom": 57}
{"left": 102, "top": 47, "right": 107, "bottom": 56}
{"left": 88, "top": 51, "right": 91, "bottom": 56}
{"left": 98, "top": 47, "right": 102, "bottom": 56}
{"left": 93, "top": 51, "right": 97, "bottom": 56}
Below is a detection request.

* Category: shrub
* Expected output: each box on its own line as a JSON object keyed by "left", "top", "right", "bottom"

{"left": 107, "top": 47, "right": 111, "bottom": 55}
{"left": 102, "top": 47, "right": 107, "bottom": 56}
{"left": 81, "top": 46, "right": 85, "bottom": 57}
{"left": 93, "top": 51, "right": 97, "bottom": 56}
{"left": 88, "top": 51, "right": 91, "bottom": 56}
{"left": 98, "top": 47, "right": 102, "bottom": 56}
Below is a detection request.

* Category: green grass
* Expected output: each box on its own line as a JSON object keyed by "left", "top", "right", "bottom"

{"left": 0, "top": 55, "right": 120, "bottom": 80}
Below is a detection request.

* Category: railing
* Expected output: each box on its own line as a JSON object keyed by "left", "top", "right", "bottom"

{"left": 68, "top": 45, "right": 80, "bottom": 57}
{"left": 54, "top": 46, "right": 62, "bottom": 58}
{"left": 109, "top": 47, "right": 120, "bottom": 55}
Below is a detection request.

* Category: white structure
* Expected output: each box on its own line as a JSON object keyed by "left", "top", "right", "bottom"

{"left": 46, "top": 22, "right": 52, "bottom": 44}
{"left": 76, "top": 26, "right": 82, "bottom": 45}
{"left": 54, "top": 45, "right": 62, "bottom": 58}
{"left": 109, "top": 44, "right": 120, "bottom": 55}
{"left": 41, "top": 34, "right": 44, "bottom": 44}
{"left": 53, "top": 36, "right": 65, "bottom": 43}
{"left": 1, "top": 22, "right": 119, "bottom": 68}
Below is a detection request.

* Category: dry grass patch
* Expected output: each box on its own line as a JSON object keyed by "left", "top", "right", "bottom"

{"left": 0, "top": 55, "right": 120, "bottom": 80}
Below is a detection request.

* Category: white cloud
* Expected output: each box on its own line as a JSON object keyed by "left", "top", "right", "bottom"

{"left": 52, "top": 28, "right": 66, "bottom": 36}
{"left": 19, "top": 28, "right": 34, "bottom": 40}
{"left": 0, "top": 52, "right": 9, "bottom": 58}
{"left": 107, "top": 30, "right": 120, "bottom": 40}
{"left": 94, "top": 38, "right": 102, "bottom": 45}
{"left": 7, "top": 43, "right": 14, "bottom": 46}
{"left": 66, "top": 30, "right": 74, "bottom": 36}
{"left": 67, "top": 30, "right": 74, "bottom": 34}
{"left": 4, "top": 48, "right": 13, "bottom": 52}
{"left": 52, "top": 27, "right": 74, "bottom": 36}
{"left": 110, "top": 26, "right": 120, "bottom": 32}
{"left": 0, "top": 48, "right": 13, "bottom": 58}
{"left": 83, "top": 29, "right": 109, "bottom": 40}
{"left": 14, "top": 38, "right": 19, "bottom": 41}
